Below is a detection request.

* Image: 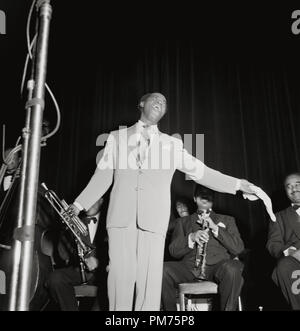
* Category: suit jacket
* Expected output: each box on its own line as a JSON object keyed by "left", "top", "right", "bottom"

{"left": 266, "top": 206, "right": 300, "bottom": 259}
{"left": 75, "top": 123, "right": 239, "bottom": 236}
{"left": 169, "top": 212, "right": 244, "bottom": 271}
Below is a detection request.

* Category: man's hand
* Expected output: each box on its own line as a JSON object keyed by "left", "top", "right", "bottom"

{"left": 203, "top": 216, "right": 218, "bottom": 233}
{"left": 68, "top": 203, "right": 80, "bottom": 217}
{"left": 239, "top": 179, "right": 256, "bottom": 194}
{"left": 190, "top": 229, "right": 209, "bottom": 246}
{"left": 84, "top": 256, "right": 99, "bottom": 271}
{"left": 286, "top": 246, "right": 297, "bottom": 256}
{"left": 291, "top": 249, "right": 300, "bottom": 262}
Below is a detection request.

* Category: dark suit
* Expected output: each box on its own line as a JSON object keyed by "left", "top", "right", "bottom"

{"left": 46, "top": 214, "right": 108, "bottom": 311}
{"left": 0, "top": 175, "right": 20, "bottom": 246}
{"left": 266, "top": 206, "right": 300, "bottom": 310}
{"left": 162, "top": 211, "right": 244, "bottom": 310}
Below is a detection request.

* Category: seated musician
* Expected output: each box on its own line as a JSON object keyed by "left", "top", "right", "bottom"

{"left": 0, "top": 147, "right": 56, "bottom": 311}
{"left": 46, "top": 197, "right": 105, "bottom": 311}
{"left": 164, "top": 197, "right": 191, "bottom": 262}
{"left": 266, "top": 172, "right": 300, "bottom": 310}
{"left": 0, "top": 148, "right": 21, "bottom": 196}
{"left": 161, "top": 184, "right": 245, "bottom": 311}
{"left": 0, "top": 148, "right": 21, "bottom": 248}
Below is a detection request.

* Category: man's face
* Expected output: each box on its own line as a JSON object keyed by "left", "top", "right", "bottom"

{"left": 176, "top": 202, "right": 189, "bottom": 217}
{"left": 194, "top": 196, "right": 213, "bottom": 211}
{"left": 285, "top": 174, "right": 300, "bottom": 204}
{"left": 140, "top": 93, "right": 167, "bottom": 125}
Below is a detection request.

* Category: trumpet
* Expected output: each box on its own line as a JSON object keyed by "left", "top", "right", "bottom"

{"left": 41, "top": 183, "right": 95, "bottom": 260}
{"left": 195, "top": 208, "right": 211, "bottom": 280}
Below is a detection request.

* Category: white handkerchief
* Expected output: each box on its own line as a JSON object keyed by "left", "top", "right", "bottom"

{"left": 217, "top": 222, "right": 226, "bottom": 228}
{"left": 243, "top": 185, "right": 276, "bottom": 222}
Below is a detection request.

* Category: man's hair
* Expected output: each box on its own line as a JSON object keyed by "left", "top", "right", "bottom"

{"left": 138, "top": 93, "right": 152, "bottom": 111}
{"left": 284, "top": 172, "right": 300, "bottom": 185}
{"left": 193, "top": 184, "right": 214, "bottom": 201}
{"left": 175, "top": 196, "right": 191, "bottom": 208}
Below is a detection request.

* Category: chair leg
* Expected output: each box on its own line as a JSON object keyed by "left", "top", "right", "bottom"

{"left": 179, "top": 293, "right": 185, "bottom": 311}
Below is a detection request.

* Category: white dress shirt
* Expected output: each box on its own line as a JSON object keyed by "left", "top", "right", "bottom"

{"left": 3, "top": 175, "right": 12, "bottom": 191}
{"left": 87, "top": 213, "right": 100, "bottom": 243}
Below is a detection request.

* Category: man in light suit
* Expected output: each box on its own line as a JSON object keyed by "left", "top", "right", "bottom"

{"left": 267, "top": 172, "right": 300, "bottom": 310}
{"left": 70, "top": 92, "right": 256, "bottom": 311}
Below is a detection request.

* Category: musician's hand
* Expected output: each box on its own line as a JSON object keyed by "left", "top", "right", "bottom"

{"left": 286, "top": 246, "right": 297, "bottom": 256}
{"left": 291, "top": 249, "right": 300, "bottom": 262}
{"left": 203, "top": 216, "right": 218, "bottom": 233}
{"left": 68, "top": 203, "right": 80, "bottom": 217}
{"left": 191, "top": 229, "right": 209, "bottom": 245}
{"left": 239, "top": 179, "right": 256, "bottom": 194}
{"left": 85, "top": 256, "right": 99, "bottom": 271}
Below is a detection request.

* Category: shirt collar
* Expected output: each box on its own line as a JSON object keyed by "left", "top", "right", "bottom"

{"left": 137, "top": 120, "right": 158, "bottom": 135}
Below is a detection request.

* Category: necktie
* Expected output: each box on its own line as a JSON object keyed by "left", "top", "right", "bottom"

{"left": 292, "top": 204, "right": 300, "bottom": 210}
{"left": 136, "top": 126, "right": 151, "bottom": 167}
{"left": 84, "top": 216, "right": 97, "bottom": 225}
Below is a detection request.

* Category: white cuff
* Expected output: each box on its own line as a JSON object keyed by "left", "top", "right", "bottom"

{"left": 211, "top": 226, "right": 219, "bottom": 237}
{"left": 235, "top": 179, "right": 241, "bottom": 191}
{"left": 188, "top": 233, "right": 196, "bottom": 249}
{"left": 73, "top": 201, "right": 84, "bottom": 211}
{"left": 283, "top": 246, "right": 296, "bottom": 256}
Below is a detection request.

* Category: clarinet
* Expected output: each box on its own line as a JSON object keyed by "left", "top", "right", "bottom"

{"left": 76, "top": 239, "right": 88, "bottom": 284}
{"left": 195, "top": 208, "right": 211, "bottom": 280}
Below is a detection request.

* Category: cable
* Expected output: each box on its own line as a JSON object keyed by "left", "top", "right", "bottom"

{"left": 20, "top": 0, "right": 61, "bottom": 143}
{"left": 20, "top": 34, "right": 37, "bottom": 95}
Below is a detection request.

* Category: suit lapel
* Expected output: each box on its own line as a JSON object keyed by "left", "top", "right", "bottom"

{"left": 285, "top": 207, "right": 300, "bottom": 240}
{"left": 209, "top": 211, "right": 221, "bottom": 226}
{"left": 190, "top": 213, "right": 201, "bottom": 232}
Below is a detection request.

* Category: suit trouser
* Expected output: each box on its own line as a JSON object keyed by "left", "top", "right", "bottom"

{"left": 272, "top": 256, "right": 300, "bottom": 310}
{"left": 47, "top": 267, "right": 83, "bottom": 311}
{"left": 107, "top": 223, "right": 165, "bottom": 311}
{"left": 162, "top": 259, "right": 244, "bottom": 311}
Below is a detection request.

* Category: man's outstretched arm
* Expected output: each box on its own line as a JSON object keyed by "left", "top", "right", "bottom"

{"left": 175, "top": 138, "right": 255, "bottom": 195}
{"left": 73, "top": 133, "right": 115, "bottom": 213}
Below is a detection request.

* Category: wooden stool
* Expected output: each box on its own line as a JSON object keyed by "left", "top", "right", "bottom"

{"left": 178, "top": 281, "right": 218, "bottom": 311}
{"left": 74, "top": 284, "right": 98, "bottom": 297}
{"left": 74, "top": 284, "right": 98, "bottom": 310}
{"left": 178, "top": 281, "right": 243, "bottom": 311}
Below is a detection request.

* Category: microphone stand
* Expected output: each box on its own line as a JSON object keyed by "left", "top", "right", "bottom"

{"left": 8, "top": 0, "right": 52, "bottom": 311}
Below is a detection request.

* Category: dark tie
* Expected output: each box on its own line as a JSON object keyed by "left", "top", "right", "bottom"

{"left": 84, "top": 216, "right": 97, "bottom": 225}
{"left": 292, "top": 205, "right": 300, "bottom": 210}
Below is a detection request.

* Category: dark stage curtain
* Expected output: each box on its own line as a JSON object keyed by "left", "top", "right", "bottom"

{"left": 1, "top": 1, "right": 300, "bottom": 310}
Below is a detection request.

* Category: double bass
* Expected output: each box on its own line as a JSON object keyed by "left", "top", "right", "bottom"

{"left": 0, "top": 161, "right": 55, "bottom": 311}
